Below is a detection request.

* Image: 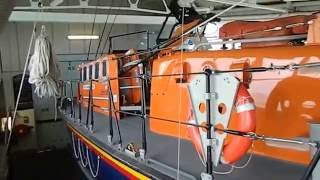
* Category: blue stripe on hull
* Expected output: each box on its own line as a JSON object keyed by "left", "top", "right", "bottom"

{"left": 76, "top": 138, "right": 128, "bottom": 180}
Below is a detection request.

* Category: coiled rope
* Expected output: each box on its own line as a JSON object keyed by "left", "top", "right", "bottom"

{"left": 28, "top": 25, "right": 60, "bottom": 98}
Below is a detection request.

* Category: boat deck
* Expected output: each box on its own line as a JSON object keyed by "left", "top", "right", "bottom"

{"left": 63, "top": 104, "right": 306, "bottom": 180}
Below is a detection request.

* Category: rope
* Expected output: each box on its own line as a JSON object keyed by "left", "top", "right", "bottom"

{"left": 78, "top": 139, "right": 88, "bottom": 167}
{"left": 233, "top": 152, "right": 253, "bottom": 169}
{"left": 86, "top": 146, "right": 101, "bottom": 178}
{"left": 213, "top": 166, "right": 234, "bottom": 175}
{"left": 28, "top": 25, "right": 60, "bottom": 98}
{"left": 71, "top": 132, "right": 79, "bottom": 158}
{"left": 195, "top": 143, "right": 254, "bottom": 174}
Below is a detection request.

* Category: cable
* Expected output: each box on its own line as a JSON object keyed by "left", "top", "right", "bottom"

{"left": 176, "top": 7, "right": 185, "bottom": 180}
{"left": 114, "top": 0, "right": 247, "bottom": 76}
{"left": 100, "top": 13, "right": 117, "bottom": 55}
{"left": 6, "top": 23, "right": 37, "bottom": 153}
{"left": 100, "top": 0, "right": 124, "bottom": 55}
{"left": 94, "top": 0, "right": 114, "bottom": 60}
{"left": 86, "top": 0, "right": 100, "bottom": 62}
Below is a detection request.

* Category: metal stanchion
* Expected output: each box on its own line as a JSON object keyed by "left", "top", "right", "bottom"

{"left": 138, "top": 63, "right": 147, "bottom": 160}
{"left": 70, "top": 81, "right": 75, "bottom": 118}
{"left": 77, "top": 82, "right": 82, "bottom": 124}
{"left": 204, "top": 69, "right": 214, "bottom": 179}
{"left": 86, "top": 80, "right": 93, "bottom": 129}
{"left": 107, "top": 78, "right": 114, "bottom": 144}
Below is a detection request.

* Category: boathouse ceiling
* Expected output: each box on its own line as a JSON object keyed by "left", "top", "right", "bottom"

{"left": 5, "top": 0, "right": 320, "bottom": 24}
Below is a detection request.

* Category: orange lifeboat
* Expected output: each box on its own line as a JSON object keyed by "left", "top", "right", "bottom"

{"left": 187, "top": 83, "right": 256, "bottom": 165}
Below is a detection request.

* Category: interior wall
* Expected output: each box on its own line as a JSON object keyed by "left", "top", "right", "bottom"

{"left": 0, "top": 81, "right": 5, "bottom": 116}
{"left": 0, "top": 21, "right": 171, "bottom": 120}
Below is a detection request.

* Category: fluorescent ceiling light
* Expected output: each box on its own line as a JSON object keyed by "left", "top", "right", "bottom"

{"left": 50, "top": 0, "right": 64, "bottom": 6}
{"left": 67, "top": 35, "right": 99, "bottom": 40}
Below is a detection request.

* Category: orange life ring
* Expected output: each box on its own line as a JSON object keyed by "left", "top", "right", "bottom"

{"left": 187, "top": 83, "right": 256, "bottom": 165}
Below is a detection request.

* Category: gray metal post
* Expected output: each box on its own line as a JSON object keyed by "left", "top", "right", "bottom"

{"left": 138, "top": 63, "right": 147, "bottom": 160}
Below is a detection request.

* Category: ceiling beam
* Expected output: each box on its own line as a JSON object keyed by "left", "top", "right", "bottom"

{"left": 14, "top": 5, "right": 169, "bottom": 15}
{"left": 219, "top": 12, "right": 314, "bottom": 21}
{"left": 211, "top": 0, "right": 320, "bottom": 16}
{"left": 8, "top": 11, "right": 177, "bottom": 24}
{"left": 208, "top": 0, "right": 288, "bottom": 13}
{"left": 15, "top": 0, "right": 170, "bottom": 15}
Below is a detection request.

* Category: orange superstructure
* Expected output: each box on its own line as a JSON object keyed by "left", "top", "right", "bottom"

{"left": 79, "top": 54, "right": 120, "bottom": 118}
{"left": 76, "top": 14, "right": 320, "bottom": 166}
{"left": 149, "top": 45, "right": 320, "bottom": 165}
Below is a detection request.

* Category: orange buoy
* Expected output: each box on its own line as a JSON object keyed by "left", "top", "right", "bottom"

{"left": 222, "top": 83, "right": 256, "bottom": 164}
{"left": 187, "top": 83, "right": 256, "bottom": 165}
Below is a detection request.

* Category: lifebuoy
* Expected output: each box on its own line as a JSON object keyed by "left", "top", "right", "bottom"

{"left": 187, "top": 83, "right": 256, "bottom": 165}
{"left": 222, "top": 83, "right": 256, "bottom": 164}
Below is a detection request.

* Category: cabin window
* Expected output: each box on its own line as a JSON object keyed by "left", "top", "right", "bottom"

{"left": 83, "top": 67, "right": 87, "bottom": 81}
{"left": 80, "top": 68, "right": 83, "bottom": 81}
{"left": 102, "top": 61, "right": 107, "bottom": 77}
{"left": 89, "top": 65, "right": 93, "bottom": 80}
{"left": 95, "top": 62, "right": 99, "bottom": 79}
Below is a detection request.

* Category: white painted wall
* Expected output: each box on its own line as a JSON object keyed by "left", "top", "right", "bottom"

{"left": 0, "top": 21, "right": 172, "bottom": 120}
